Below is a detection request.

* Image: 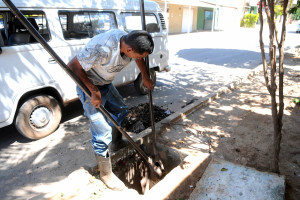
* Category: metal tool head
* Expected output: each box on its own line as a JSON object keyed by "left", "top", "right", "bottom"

{"left": 148, "top": 157, "right": 164, "bottom": 178}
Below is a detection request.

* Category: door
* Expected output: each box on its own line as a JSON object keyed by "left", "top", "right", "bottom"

{"left": 204, "top": 10, "right": 213, "bottom": 30}
{"left": 182, "top": 7, "right": 193, "bottom": 33}
{"left": 0, "top": 10, "right": 54, "bottom": 124}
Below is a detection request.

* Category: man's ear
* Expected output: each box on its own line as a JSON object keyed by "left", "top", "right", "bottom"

{"left": 126, "top": 47, "right": 133, "bottom": 53}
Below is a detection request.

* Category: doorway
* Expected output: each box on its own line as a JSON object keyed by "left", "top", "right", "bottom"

{"left": 204, "top": 10, "right": 213, "bottom": 30}
{"left": 182, "top": 7, "right": 193, "bottom": 33}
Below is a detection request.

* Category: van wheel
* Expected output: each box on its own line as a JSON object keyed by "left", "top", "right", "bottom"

{"left": 15, "top": 95, "right": 62, "bottom": 140}
{"left": 134, "top": 69, "right": 156, "bottom": 95}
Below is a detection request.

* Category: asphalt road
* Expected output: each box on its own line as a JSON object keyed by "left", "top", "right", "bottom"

{"left": 0, "top": 24, "right": 299, "bottom": 199}
{"left": 119, "top": 28, "right": 266, "bottom": 111}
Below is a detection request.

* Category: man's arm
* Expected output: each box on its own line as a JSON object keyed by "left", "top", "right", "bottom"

{"left": 135, "top": 58, "right": 154, "bottom": 90}
{"left": 67, "top": 57, "right": 102, "bottom": 108}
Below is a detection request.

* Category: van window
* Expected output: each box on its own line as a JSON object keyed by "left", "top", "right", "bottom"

{"left": 121, "top": 12, "right": 160, "bottom": 33}
{"left": 34, "top": 14, "right": 49, "bottom": 35}
{"left": 0, "top": 11, "right": 50, "bottom": 46}
{"left": 59, "top": 14, "right": 68, "bottom": 31}
{"left": 0, "top": 15, "right": 4, "bottom": 29}
{"left": 0, "top": 14, "right": 5, "bottom": 46}
{"left": 58, "top": 11, "right": 117, "bottom": 40}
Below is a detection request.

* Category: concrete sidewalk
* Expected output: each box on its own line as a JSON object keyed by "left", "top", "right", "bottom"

{"left": 38, "top": 64, "right": 264, "bottom": 200}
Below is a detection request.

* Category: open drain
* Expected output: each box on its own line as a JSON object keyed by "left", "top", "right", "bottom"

{"left": 89, "top": 143, "right": 181, "bottom": 194}
{"left": 88, "top": 104, "right": 180, "bottom": 194}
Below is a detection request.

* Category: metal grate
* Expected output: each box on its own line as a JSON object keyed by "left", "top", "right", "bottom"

{"left": 158, "top": 13, "right": 166, "bottom": 30}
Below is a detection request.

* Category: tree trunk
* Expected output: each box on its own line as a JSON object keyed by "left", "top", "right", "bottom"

{"left": 259, "top": 0, "right": 288, "bottom": 174}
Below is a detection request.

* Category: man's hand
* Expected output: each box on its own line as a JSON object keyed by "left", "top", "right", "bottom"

{"left": 135, "top": 58, "right": 154, "bottom": 91}
{"left": 90, "top": 90, "right": 101, "bottom": 108}
{"left": 68, "top": 57, "right": 102, "bottom": 108}
{"left": 143, "top": 76, "right": 154, "bottom": 90}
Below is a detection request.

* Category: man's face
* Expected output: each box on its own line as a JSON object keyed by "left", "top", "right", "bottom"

{"left": 125, "top": 50, "right": 149, "bottom": 60}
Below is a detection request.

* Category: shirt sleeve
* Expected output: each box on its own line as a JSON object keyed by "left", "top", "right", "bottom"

{"left": 77, "top": 44, "right": 110, "bottom": 71}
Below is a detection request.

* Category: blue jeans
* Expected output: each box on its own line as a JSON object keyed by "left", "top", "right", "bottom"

{"left": 76, "top": 84, "right": 128, "bottom": 157}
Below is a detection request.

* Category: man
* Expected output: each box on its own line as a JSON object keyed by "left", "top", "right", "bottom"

{"left": 67, "top": 29, "right": 154, "bottom": 191}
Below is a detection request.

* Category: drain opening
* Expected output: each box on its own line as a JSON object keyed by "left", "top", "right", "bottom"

{"left": 89, "top": 145, "right": 181, "bottom": 194}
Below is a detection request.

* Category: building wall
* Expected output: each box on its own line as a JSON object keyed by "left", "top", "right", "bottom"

{"left": 152, "top": 0, "right": 241, "bottom": 33}
{"left": 169, "top": 5, "right": 198, "bottom": 33}
{"left": 192, "top": 6, "right": 198, "bottom": 31}
{"left": 218, "top": 6, "right": 240, "bottom": 30}
{"left": 168, "top": 4, "right": 183, "bottom": 34}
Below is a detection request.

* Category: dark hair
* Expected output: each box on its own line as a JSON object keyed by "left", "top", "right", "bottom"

{"left": 123, "top": 30, "right": 154, "bottom": 54}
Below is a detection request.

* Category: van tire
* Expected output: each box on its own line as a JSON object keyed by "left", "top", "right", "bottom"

{"left": 134, "top": 69, "right": 156, "bottom": 95}
{"left": 15, "top": 95, "right": 62, "bottom": 140}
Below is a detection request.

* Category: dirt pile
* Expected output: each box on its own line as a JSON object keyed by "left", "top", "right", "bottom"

{"left": 122, "top": 103, "right": 170, "bottom": 133}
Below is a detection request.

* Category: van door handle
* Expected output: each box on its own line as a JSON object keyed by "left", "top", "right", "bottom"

{"left": 48, "top": 58, "right": 57, "bottom": 64}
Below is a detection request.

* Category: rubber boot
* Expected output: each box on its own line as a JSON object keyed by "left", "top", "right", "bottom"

{"left": 95, "top": 154, "right": 125, "bottom": 191}
{"left": 110, "top": 126, "right": 129, "bottom": 152}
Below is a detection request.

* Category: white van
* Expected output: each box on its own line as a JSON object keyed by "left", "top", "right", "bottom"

{"left": 0, "top": 0, "right": 169, "bottom": 139}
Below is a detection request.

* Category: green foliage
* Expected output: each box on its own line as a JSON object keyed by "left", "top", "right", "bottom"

{"left": 289, "top": 0, "right": 300, "bottom": 13}
{"left": 290, "top": 8, "right": 300, "bottom": 20}
{"left": 289, "top": 0, "right": 300, "bottom": 19}
{"left": 274, "top": 5, "right": 283, "bottom": 19}
{"left": 240, "top": 13, "right": 259, "bottom": 28}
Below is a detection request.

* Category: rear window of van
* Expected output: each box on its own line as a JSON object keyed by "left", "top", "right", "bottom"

{"left": 121, "top": 12, "right": 160, "bottom": 33}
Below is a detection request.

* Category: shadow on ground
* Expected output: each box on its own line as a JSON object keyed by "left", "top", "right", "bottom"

{"left": 176, "top": 48, "right": 264, "bottom": 69}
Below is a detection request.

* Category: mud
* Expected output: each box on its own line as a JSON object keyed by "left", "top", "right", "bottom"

{"left": 122, "top": 103, "right": 170, "bottom": 133}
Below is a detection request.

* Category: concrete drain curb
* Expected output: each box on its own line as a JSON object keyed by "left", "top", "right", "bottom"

{"left": 157, "top": 64, "right": 262, "bottom": 134}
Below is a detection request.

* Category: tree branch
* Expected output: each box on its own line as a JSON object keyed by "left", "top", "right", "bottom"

{"left": 278, "top": 0, "right": 288, "bottom": 127}
{"left": 259, "top": 0, "right": 271, "bottom": 93}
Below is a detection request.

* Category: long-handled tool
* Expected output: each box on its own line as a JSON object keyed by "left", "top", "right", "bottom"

{"left": 2, "top": 0, "right": 162, "bottom": 178}
{"left": 139, "top": 0, "right": 164, "bottom": 171}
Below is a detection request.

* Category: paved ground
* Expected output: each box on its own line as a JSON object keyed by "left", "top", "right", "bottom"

{"left": 120, "top": 22, "right": 299, "bottom": 112}
{"left": 0, "top": 27, "right": 269, "bottom": 200}
{"left": 0, "top": 23, "right": 299, "bottom": 199}
{"left": 119, "top": 27, "right": 266, "bottom": 111}
{"left": 43, "top": 48, "right": 300, "bottom": 200}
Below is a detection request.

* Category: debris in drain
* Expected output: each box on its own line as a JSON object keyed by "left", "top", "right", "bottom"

{"left": 114, "top": 153, "right": 164, "bottom": 194}
{"left": 122, "top": 103, "right": 171, "bottom": 133}
{"left": 89, "top": 153, "right": 163, "bottom": 194}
